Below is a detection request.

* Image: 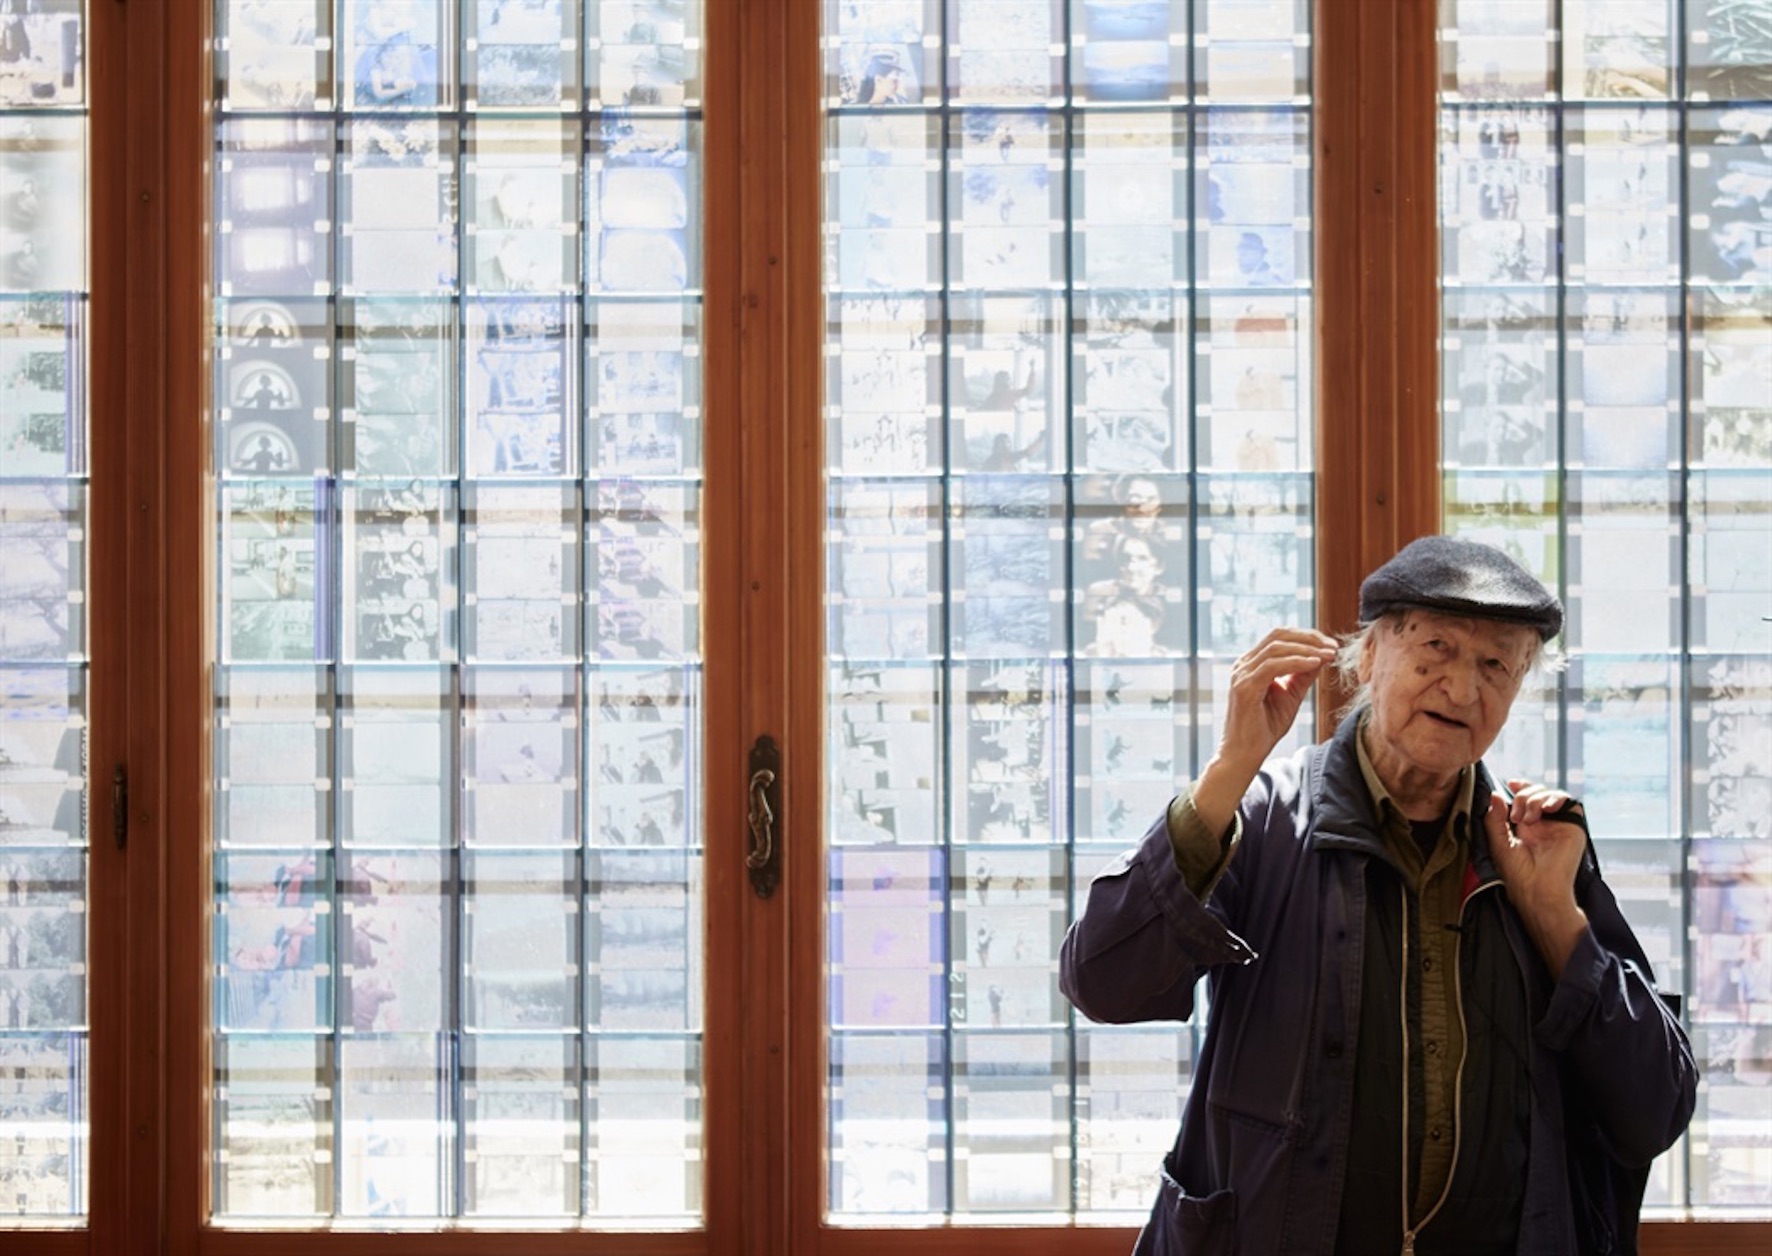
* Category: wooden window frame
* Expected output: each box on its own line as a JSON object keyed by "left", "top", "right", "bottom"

{"left": 10, "top": 0, "right": 1741, "bottom": 1254}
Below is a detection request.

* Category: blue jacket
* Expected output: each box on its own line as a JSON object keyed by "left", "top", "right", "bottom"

{"left": 1059, "top": 715, "right": 1698, "bottom": 1255}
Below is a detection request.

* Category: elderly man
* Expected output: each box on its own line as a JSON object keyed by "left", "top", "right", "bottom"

{"left": 1061, "top": 536, "right": 1695, "bottom": 1255}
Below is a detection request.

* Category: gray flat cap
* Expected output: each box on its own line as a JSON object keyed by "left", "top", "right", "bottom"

{"left": 1359, "top": 535, "right": 1562, "bottom": 640}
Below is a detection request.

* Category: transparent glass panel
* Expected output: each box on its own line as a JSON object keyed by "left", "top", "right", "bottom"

{"left": 1439, "top": 0, "right": 1772, "bottom": 1213}
{"left": 823, "top": 0, "right": 1315, "bottom": 1224}
{"left": 212, "top": 0, "right": 705, "bottom": 1226}
{"left": 0, "top": 0, "right": 88, "bottom": 1228}
{"left": 1562, "top": 0, "right": 1674, "bottom": 100}
{"left": 1688, "top": 0, "right": 1772, "bottom": 100}
{"left": 1441, "top": 0, "right": 1554, "bottom": 102}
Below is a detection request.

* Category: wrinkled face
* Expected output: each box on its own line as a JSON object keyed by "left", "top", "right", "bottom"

{"left": 1359, "top": 609, "right": 1537, "bottom": 780}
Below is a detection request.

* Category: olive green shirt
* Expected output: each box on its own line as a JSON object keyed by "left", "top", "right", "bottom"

{"left": 1165, "top": 720, "right": 1478, "bottom": 1224}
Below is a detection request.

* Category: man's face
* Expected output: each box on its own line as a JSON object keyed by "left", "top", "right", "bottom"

{"left": 1117, "top": 538, "right": 1162, "bottom": 591}
{"left": 1358, "top": 609, "right": 1537, "bottom": 781}
{"left": 1124, "top": 478, "right": 1160, "bottom": 517}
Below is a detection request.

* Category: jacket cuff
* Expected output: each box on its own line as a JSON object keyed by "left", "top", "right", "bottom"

{"left": 1140, "top": 800, "right": 1255, "bottom": 968}
{"left": 1533, "top": 925, "right": 1606, "bottom": 1051}
{"left": 1166, "top": 788, "right": 1242, "bottom": 902}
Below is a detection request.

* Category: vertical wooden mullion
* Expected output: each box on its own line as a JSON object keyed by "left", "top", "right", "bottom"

{"left": 84, "top": 0, "right": 134, "bottom": 1246}
{"left": 121, "top": 0, "right": 166, "bottom": 1240}
{"left": 699, "top": 0, "right": 744, "bottom": 1243}
{"left": 701, "top": 0, "right": 827, "bottom": 1250}
{"left": 781, "top": 0, "right": 826, "bottom": 1250}
{"left": 1313, "top": 0, "right": 1441, "bottom": 732}
{"left": 701, "top": 0, "right": 823, "bottom": 1251}
{"left": 165, "top": 0, "right": 211, "bottom": 1249}
{"left": 732, "top": 0, "right": 789, "bottom": 1242}
{"left": 101, "top": 0, "right": 189, "bottom": 1251}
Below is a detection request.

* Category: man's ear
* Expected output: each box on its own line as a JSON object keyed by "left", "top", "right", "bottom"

{"left": 1355, "top": 629, "right": 1377, "bottom": 685}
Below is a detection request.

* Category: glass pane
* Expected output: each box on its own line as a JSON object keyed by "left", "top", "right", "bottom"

{"left": 0, "top": 0, "right": 88, "bottom": 1228}
{"left": 1562, "top": 0, "right": 1674, "bottom": 100}
{"left": 823, "top": 0, "right": 1315, "bottom": 1223}
{"left": 1440, "top": 0, "right": 1772, "bottom": 1213}
{"left": 211, "top": 0, "right": 705, "bottom": 1226}
{"left": 1441, "top": 0, "right": 1554, "bottom": 102}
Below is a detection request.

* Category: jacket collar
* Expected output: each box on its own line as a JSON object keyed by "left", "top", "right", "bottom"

{"left": 1307, "top": 710, "right": 1387, "bottom": 855}
{"left": 1308, "top": 708, "right": 1502, "bottom": 884}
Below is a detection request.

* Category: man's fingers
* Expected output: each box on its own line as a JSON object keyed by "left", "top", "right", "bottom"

{"left": 1273, "top": 668, "right": 1322, "bottom": 697}
{"left": 1484, "top": 792, "right": 1514, "bottom": 845}
{"left": 1234, "top": 659, "right": 1329, "bottom": 704}
{"left": 1232, "top": 636, "right": 1338, "bottom": 677}
{"left": 1233, "top": 647, "right": 1335, "bottom": 688}
{"left": 1242, "top": 633, "right": 1338, "bottom": 663}
{"left": 1504, "top": 777, "right": 1576, "bottom": 827}
{"left": 1251, "top": 626, "right": 1340, "bottom": 653}
{"left": 1235, "top": 649, "right": 1332, "bottom": 683}
{"left": 1215, "top": 629, "right": 1340, "bottom": 765}
{"left": 1513, "top": 794, "right": 1548, "bottom": 825}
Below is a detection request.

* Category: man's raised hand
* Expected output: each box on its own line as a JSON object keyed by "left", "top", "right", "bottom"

{"left": 1191, "top": 627, "right": 1339, "bottom": 838}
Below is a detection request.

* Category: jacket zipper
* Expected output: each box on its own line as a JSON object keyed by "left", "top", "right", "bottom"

{"left": 1400, "top": 876, "right": 1504, "bottom": 1255}
{"left": 1398, "top": 882, "right": 1412, "bottom": 1256}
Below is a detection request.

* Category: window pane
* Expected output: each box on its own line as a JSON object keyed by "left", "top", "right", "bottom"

{"left": 211, "top": 0, "right": 705, "bottom": 1225}
{"left": 1439, "top": 0, "right": 1772, "bottom": 1212}
{"left": 0, "top": 0, "right": 88, "bottom": 1228}
{"left": 823, "top": 0, "right": 1313, "bottom": 1222}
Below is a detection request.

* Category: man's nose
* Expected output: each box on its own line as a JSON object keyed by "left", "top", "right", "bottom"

{"left": 1441, "top": 659, "right": 1481, "bottom": 705}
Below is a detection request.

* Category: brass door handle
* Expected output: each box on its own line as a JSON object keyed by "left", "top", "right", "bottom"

{"left": 747, "top": 736, "right": 781, "bottom": 898}
{"left": 746, "top": 770, "right": 775, "bottom": 866}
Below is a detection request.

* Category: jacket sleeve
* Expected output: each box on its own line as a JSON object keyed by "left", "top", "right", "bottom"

{"left": 1059, "top": 797, "right": 1259, "bottom": 1026}
{"left": 1534, "top": 859, "right": 1699, "bottom": 1167}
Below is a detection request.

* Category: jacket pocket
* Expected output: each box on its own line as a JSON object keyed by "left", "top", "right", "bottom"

{"left": 1212, "top": 1103, "right": 1295, "bottom": 1207}
{"left": 1134, "top": 1160, "right": 1237, "bottom": 1256}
